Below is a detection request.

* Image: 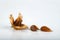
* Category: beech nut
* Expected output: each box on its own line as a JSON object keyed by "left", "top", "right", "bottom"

{"left": 30, "top": 25, "right": 39, "bottom": 31}
{"left": 40, "top": 26, "right": 52, "bottom": 32}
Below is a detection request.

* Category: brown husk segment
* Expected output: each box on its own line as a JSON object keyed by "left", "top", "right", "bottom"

{"left": 9, "top": 14, "right": 14, "bottom": 25}
{"left": 40, "top": 26, "right": 52, "bottom": 32}
{"left": 13, "top": 17, "right": 22, "bottom": 26}
{"left": 13, "top": 24, "right": 28, "bottom": 30}
{"left": 13, "top": 13, "right": 22, "bottom": 26}
{"left": 30, "top": 25, "right": 39, "bottom": 31}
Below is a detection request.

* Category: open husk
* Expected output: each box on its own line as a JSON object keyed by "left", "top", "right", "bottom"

{"left": 9, "top": 13, "right": 28, "bottom": 30}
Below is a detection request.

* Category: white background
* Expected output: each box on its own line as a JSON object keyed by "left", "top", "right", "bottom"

{"left": 0, "top": 0, "right": 60, "bottom": 40}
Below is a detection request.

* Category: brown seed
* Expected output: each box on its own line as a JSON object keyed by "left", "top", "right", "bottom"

{"left": 30, "top": 25, "right": 39, "bottom": 31}
{"left": 40, "top": 26, "right": 52, "bottom": 32}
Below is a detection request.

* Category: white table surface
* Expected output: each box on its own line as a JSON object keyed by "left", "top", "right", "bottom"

{"left": 0, "top": 25, "right": 60, "bottom": 40}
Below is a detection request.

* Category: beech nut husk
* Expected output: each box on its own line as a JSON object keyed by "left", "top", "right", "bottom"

{"left": 9, "top": 13, "right": 28, "bottom": 30}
